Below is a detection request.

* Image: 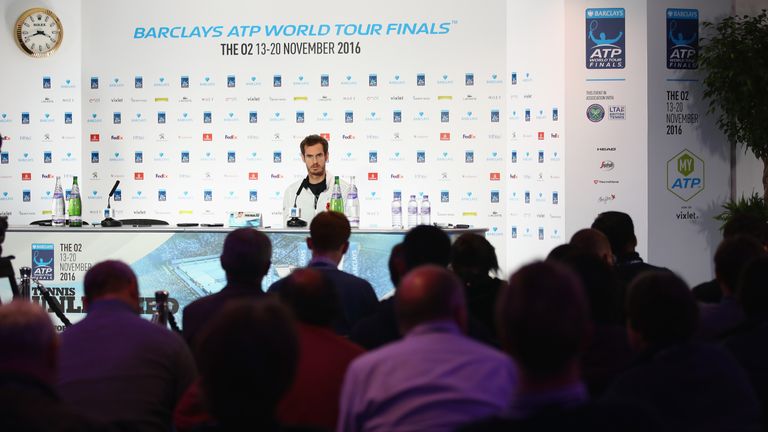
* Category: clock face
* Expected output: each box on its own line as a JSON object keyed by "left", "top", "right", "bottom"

{"left": 15, "top": 8, "right": 63, "bottom": 57}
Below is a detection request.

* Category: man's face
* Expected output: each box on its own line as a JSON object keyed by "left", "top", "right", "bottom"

{"left": 302, "top": 143, "right": 327, "bottom": 177}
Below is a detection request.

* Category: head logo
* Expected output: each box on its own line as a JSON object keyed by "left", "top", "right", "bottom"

{"left": 667, "top": 149, "right": 704, "bottom": 201}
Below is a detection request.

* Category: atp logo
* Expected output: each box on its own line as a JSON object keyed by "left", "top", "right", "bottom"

{"left": 31, "top": 244, "right": 55, "bottom": 280}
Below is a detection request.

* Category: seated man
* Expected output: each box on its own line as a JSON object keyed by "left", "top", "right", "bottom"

{"left": 0, "top": 301, "right": 103, "bottom": 432}
{"left": 183, "top": 227, "right": 272, "bottom": 346}
{"left": 460, "top": 262, "right": 657, "bottom": 432}
{"left": 194, "top": 299, "right": 314, "bottom": 431}
{"left": 58, "top": 260, "right": 196, "bottom": 432}
{"left": 604, "top": 271, "right": 761, "bottom": 431}
{"left": 269, "top": 212, "right": 378, "bottom": 335}
{"left": 276, "top": 268, "right": 365, "bottom": 430}
{"left": 338, "top": 266, "right": 516, "bottom": 432}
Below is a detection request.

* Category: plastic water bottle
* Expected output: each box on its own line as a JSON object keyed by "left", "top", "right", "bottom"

{"left": 420, "top": 194, "right": 431, "bottom": 226}
{"left": 150, "top": 290, "right": 170, "bottom": 327}
{"left": 345, "top": 176, "right": 360, "bottom": 228}
{"left": 330, "top": 176, "right": 344, "bottom": 213}
{"left": 407, "top": 195, "right": 418, "bottom": 228}
{"left": 391, "top": 191, "right": 403, "bottom": 229}
{"left": 52, "top": 176, "right": 66, "bottom": 226}
{"left": 68, "top": 176, "right": 82, "bottom": 227}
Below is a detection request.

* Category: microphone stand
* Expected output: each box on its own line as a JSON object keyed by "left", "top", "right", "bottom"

{"left": 32, "top": 279, "right": 72, "bottom": 328}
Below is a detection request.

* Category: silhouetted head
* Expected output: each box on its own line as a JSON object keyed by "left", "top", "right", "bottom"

{"left": 739, "top": 256, "right": 768, "bottom": 320}
{"left": 388, "top": 243, "right": 407, "bottom": 288}
{"left": 570, "top": 228, "right": 614, "bottom": 266}
{"left": 220, "top": 228, "right": 272, "bottom": 285}
{"left": 498, "top": 261, "right": 589, "bottom": 379}
{"left": 0, "top": 300, "right": 58, "bottom": 382}
{"left": 714, "top": 235, "right": 766, "bottom": 295}
{"left": 552, "top": 252, "right": 618, "bottom": 325}
{"left": 278, "top": 268, "right": 339, "bottom": 328}
{"left": 197, "top": 299, "right": 298, "bottom": 428}
{"left": 546, "top": 243, "right": 577, "bottom": 262}
{"left": 84, "top": 260, "right": 139, "bottom": 311}
{"left": 308, "top": 211, "right": 351, "bottom": 254}
{"left": 591, "top": 211, "right": 637, "bottom": 256}
{"left": 395, "top": 265, "right": 466, "bottom": 334}
{"left": 626, "top": 271, "right": 697, "bottom": 351}
{"left": 451, "top": 233, "right": 500, "bottom": 283}
{"left": 402, "top": 225, "right": 451, "bottom": 271}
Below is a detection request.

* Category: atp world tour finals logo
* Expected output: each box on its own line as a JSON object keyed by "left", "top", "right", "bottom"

{"left": 667, "top": 9, "right": 698, "bottom": 70}
{"left": 586, "top": 8, "right": 625, "bottom": 69}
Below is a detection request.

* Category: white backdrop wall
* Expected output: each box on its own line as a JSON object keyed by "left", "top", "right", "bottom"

{"left": 0, "top": 0, "right": 758, "bottom": 283}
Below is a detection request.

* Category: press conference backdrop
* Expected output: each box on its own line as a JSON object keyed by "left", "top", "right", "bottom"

{"left": 0, "top": 0, "right": 738, "bottom": 284}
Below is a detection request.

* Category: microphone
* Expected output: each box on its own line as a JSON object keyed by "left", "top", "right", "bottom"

{"left": 287, "top": 178, "right": 308, "bottom": 228}
{"left": 100, "top": 180, "right": 123, "bottom": 227}
{"left": 19, "top": 266, "right": 31, "bottom": 300}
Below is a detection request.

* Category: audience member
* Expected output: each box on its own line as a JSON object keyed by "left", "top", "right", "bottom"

{"left": 0, "top": 301, "right": 104, "bottom": 432}
{"left": 604, "top": 271, "right": 761, "bottom": 432}
{"left": 338, "top": 266, "right": 515, "bottom": 432}
{"left": 276, "top": 268, "right": 365, "bottom": 430}
{"left": 545, "top": 243, "right": 577, "bottom": 261}
{"left": 183, "top": 227, "right": 272, "bottom": 346}
{"left": 724, "top": 256, "right": 768, "bottom": 429}
{"left": 193, "top": 299, "right": 318, "bottom": 432}
{"left": 58, "top": 260, "right": 196, "bottom": 432}
{"left": 693, "top": 213, "right": 768, "bottom": 303}
{"left": 451, "top": 233, "right": 506, "bottom": 339}
{"left": 591, "top": 211, "right": 668, "bottom": 322}
{"left": 269, "top": 212, "right": 378, "bottom": 335}
{"left": 460, "top": 262, "right": 656, "bottom": 432}
{"left": 550, "top": 252, "right": 632, "bottom": 397}
{"left": 698, "top": 235, "right": 766, "bottom": 340}
{"left": 570, "top": 228, "right": 614, "bottom": 266}
{"left": 402, "top": 224, "right": 452, "bottom": 270}
{"left": 349, "top": 243, "right": 406, "bottom": 349}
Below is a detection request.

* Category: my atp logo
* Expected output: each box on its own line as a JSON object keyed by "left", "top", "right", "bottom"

{"left": 667, "top": 149, "right": 704, "bottom": 201}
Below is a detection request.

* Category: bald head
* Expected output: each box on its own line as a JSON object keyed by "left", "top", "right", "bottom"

{"left": 0, "top": 301, "right": 58, "bottom": 377}
{"left": 84, "top": 260, "right": 139, "bottom": 310}
{"left": 570, "top": 228, "right": 614, "bottom": 266}
{"left": 395, "top": 265, "right": 466, "bottom": 333}
{"left": 220, "top": 228, "right": 272, "bottom": 284}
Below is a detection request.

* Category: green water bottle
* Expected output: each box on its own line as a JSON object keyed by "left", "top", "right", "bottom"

{"left": 68, "top": 176, "right": 82, "bottom": 227}
{"left": 330, "top": 176, "right": 344, "bottom": 213}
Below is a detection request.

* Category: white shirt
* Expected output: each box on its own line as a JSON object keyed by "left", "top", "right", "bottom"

{"left": 282, "top": 173, "right": 349, "bottom": 226}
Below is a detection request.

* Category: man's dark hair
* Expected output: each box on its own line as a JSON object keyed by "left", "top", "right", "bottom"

{"left": 451, "top": 233, "right": 500, "bottom": 276}
{"left": 196, "top": 299, "right": 298, "bottom": 428}
{"left": 278, "top": 268, "right": 339, "bottom": 327}
{"left": 714, "top": 235, "right": 766, "bottom": 293}
{"left": 626, "top": 271, "right": 698, "bottom": 345}
{"left": 498, "top": 261, "right": 589, "bottom": 378}
{"left": 591, "top": 211, "right": 636, "bottom": 255}
{"left": 395, "top": 265, "right": 464, "bottom": 331}
{"left": 388, "top": 243, "right": 407, "bottom": 287}
{"left": 220, "top": 228, "right": 272, "bottom": 283}
{"left": 739, "top": 256, "right": 768, "bottom": 319}
{"left": 83, "top": 260, "right": 137, "bottom": 301}
{"left": 402, "top": 225, "right": 451, "bottom": 270}
{"left": 299, "top": 134, "right": 329, "bottom": 155}
{"left": 309, "top": 212, "right": 350, "bottom": 252}
{"left": 723, "top": 213, "right": 768, "bottom": 245}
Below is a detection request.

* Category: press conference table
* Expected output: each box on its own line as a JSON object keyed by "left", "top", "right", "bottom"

{"left": 5, "top": 226, "right": 485, "bottom": 326}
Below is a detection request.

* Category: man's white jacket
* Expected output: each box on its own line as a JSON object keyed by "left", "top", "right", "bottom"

{"left": 282, "top": 173, "right": 350, "bottom": 226}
